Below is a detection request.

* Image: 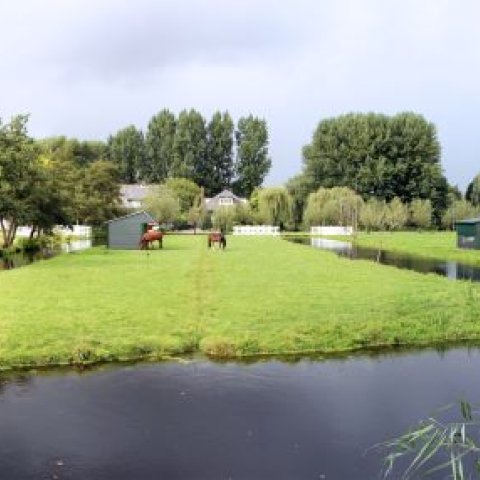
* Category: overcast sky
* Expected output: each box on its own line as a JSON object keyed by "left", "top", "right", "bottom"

{"left": 1, "top": 0, "right": 479, "bottom": 190}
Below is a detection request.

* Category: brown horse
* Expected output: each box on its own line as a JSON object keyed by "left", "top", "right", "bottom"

{"left": 208, "top": 232, "right": 226, "bottom": 249}
{"left": 139, "top": 230, "right": 163, "bottom": 249}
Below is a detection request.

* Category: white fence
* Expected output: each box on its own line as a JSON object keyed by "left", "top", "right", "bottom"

{"left": 310, "top": 226, "right": 353, "bottom": 236}
{"left": 233, "top": 225, "right": 280, "bottom": 236}
{"left": 16, "top": 225, "right": 92, "bottom": 238}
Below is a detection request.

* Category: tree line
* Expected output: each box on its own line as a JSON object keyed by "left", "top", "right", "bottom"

{"left": 287, "top": 112, "right": 452, "bottom": 227}
{"left": 0, "top": 111, "right": 271, "bottom": 249}
{"left": 108, "top": 109, "right": 270, "bottom": 197}
{"left": 0, "top": 116, "right": 121, "bottom": 248}
{"left": 3, "top": 109, "right": 480, "bottom": 250}
{"left": 203, "top": 185, "right": 477, "bottom": 232}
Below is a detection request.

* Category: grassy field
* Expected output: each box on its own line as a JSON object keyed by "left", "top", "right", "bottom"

{"left": 339, "top": 231, "right": 480, "bottom": 265}
{"left": 1, "top": 234, "right": 480, "bottom": 369}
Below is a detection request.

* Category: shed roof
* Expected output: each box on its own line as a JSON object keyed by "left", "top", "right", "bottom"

{"left": 455, "top": 217, "right": 480, "bottom": 225}
{"left": 105, "top": 210, "right": 157, "bottom": 224}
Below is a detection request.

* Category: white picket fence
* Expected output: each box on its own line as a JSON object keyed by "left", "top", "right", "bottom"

{"left": 233, "top": 225, "right": 280, "bottom": 236}
{"left": 310, "top": 226, "right": 353, "bottom": 236}
{"left": 16, "top": 225, "right": 92, "bottom": 238}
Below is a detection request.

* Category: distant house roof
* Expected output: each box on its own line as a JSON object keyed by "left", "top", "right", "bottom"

{"left": 205, "top": 189, "right": 247, "bottom": 211}
{"left": 105, "top": 210, "right": 157, "bottom": 224}
{"left": 120, "top": 184, "right": 154, "bottom": 208}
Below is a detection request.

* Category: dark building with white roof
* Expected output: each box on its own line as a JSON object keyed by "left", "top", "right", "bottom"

{"left": 106, "top": 210, "right": 157, "bottom": 249}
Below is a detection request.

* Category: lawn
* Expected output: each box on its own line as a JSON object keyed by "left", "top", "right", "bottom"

{"left": 1, "top": 234, "right": 480, "bottom": 369}
{"left": 344, "top": 231, "right": 480, "bottom": 265}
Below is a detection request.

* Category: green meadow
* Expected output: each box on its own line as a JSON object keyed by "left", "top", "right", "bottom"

{"left": 1, "top": 234, "right": 480, "bottom": 369}
{"left": 347, "top": 231, "right": 480, "bottom": 265}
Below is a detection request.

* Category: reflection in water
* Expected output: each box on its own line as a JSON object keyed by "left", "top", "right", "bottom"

{"left": 0, "top": 239, "right": 92, "bottom": 271}
{"left": 288, "top": 237, "right": 480, "bottom": 282}
{"left": 0, "top": 348, "right": 480, "bottom": 479}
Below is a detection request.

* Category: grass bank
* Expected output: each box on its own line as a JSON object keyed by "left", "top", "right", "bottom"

{"left": 343, "top": 231, "right": 480, "bottom": 265}
{"left": 1, "top": 234, "right": 480, "bottom": 369}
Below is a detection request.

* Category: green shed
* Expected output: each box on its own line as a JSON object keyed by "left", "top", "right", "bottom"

{"left": 455, "top": 218, "right": 480, "bottom": 249}
{"left": 106, "top": 210, "right": 157, "bottom": 249}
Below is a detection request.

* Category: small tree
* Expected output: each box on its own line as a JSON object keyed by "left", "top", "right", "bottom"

{"left": 164, "top": 177, "right": 201, "bottom": 214}
{"left": 442, "top": 200, "right": 478, "bottom": 230}
{"left": 257, "top": 187, "right": 292, "bottom": 228}
{"left": 384, "top": 197, "right": 408, "bottom": 230}
{"left": 143, "top": 185, "right": 180, "bottom": 225}
{"left": 359, "top": 199, "right": 387, "bottom": 232}
{"left": 233, "top": 202, "right": 256, "bottom": 225}
{"left": 187, "top": 188, "right": 206, "bottom": 233}
{"left": 75, "top": 160, "right": 122, "bottom": 225}
{"left": 304, "top": 187, "right": 362, "bottom": 228}
{"left": 212, "top": 207, "right": 235, "bottom": 233}
{"left": 409, "top": 199, "right": 432, "bottom": 229}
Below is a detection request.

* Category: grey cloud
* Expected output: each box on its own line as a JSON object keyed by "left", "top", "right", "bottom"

{"left": 47, "top": 0, "right": 303, "bottom": 82}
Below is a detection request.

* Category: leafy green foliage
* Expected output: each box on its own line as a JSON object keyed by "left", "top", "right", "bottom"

{"left": 143, "top": 185, "right": 181, "bottom": 224}
{"left": 163, "top": 177, "right": 200, "bottom": 214}
{"left": 38, "top": 136, "right": 108, "bottom": 168}
{"left": 257, "top": 187, "right": 292, "bottom": 227}
{"left": 0, "top": 115, "right": 40, "bottom": 247}
{"left": 212, "top": 206, "right": 235, "bottom": 232}
{"left": 360, "top": 198, "right": 387, "bottom": 231}
{"left": 299, "top": 112, "right": 448, "bottom": 224}
{"left": 205, "top": 111, "right": 234, "bottom": 195}
{"left": 172, "top": 109, "right": 207, "bottom": 182}
{"left": 108, "top": 125, "right": 144, "bottom": 183}
{"left": 384, "top": 197, "right": 409, "bottom": 231}
{"left": 304, "top": 187, "right": 363, "bottom": 228}
{"left": 286, "top": 174, "right": 314, "bottom": 230}
{"left": 467, "top": 174, "right": 480, "bottom": 206}
{"left": 75, "top": 160, "right": 122, "bottom": 225}
{"left": 442, "top": 200, "right": 479, "bottom": 230}
{"left": 187, "top": 187, "right": 207, "bottom": 231}
{"left": 144, "top": 109, "right": 176, "bottom": 182}
{"left": 234, "top": 115, "right": 271, "bottom": 197}
{"left": 409, "top": 199, "right": 432, "bottom": 229}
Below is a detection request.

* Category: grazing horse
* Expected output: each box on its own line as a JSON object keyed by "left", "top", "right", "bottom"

{"left": 208, "top": 232, "right": 226, "bottom": 249}
{"left": 139, "top": 230, "right": 163, "bottom": 250}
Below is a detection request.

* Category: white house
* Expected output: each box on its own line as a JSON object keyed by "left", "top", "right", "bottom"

{"left": 205, "top": 189, "right": 247, "bottom": 211}
{"left": 120, "top": 184, "right": 153, "bottom": 209}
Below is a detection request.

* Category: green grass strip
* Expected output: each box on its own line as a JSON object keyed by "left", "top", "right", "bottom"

{"left": 1, "top": 234, "right": 480, "bottom": 369}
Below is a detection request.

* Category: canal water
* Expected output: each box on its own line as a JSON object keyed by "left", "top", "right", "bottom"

{"left": 289, "top": 236, "right": 480, "bottom": 282}
{"left": 0, "top": 239, "right": 92, "bottom": 271}
{"left": 1, "top": 348, "right": 479, "bottom": 479}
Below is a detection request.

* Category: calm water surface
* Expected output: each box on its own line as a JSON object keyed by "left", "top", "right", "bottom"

{"left": 1, "top": 348, "right": 480, "bottom": 479}
{"left": 288, "top": 236, "right": 480, "bottom": 282}
{"left": 0, "top": 239, "right": 92, "bottom": 271}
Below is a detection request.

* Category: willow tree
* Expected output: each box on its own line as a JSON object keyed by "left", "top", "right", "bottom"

{"left": 303, "top": 187, "right": 363, "bottom": 228}
{"left": 409, "top": 199, "right": 432, "bottom": 228}
{"left": 257, "top": 187, "right": 292, "bottom": 227}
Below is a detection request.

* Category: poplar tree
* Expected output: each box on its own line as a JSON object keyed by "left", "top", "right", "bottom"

{"left": 144, "top": 109, "right": 176, "bottom": 182}
{"left": 108, "top": 125, "right": 144, "bottom": 183}
{"left": 234, "top": 115, "right": 271, "bottom": 197}
{"left": 205, "top": 111, "right": 234, "bottom": 195}
{"left": 172, "top": 109, "right": 207, "bottom": 183}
